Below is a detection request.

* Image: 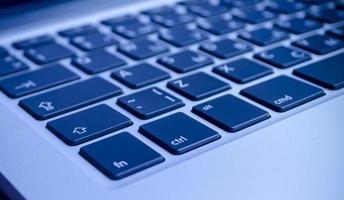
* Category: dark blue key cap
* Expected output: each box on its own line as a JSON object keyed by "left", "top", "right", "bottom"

{"left": 70, "top": 32, "right": 117, "bottom": 51}
{"left": 254, "top": 46, "right": 311, "bottom": 69}
{"left": 0, "top": 64, "right": 78, "bottom": 98}
{"left": 274, "top": 18, "right": 321, "bottom": 34}
{"left": 80, "top": 132, "right": 164, "bottom": 180}
{"left": 213, "top": 58, "right": 273, "bottom": 83}
{"left": 307, "top": 6, "right": 344, "bottom": 23}
{"left": 158, "top": 50, "right": 213, "bottom": 73}
{"left": 25, "top": 43, "right": 75, "bottom": 64}
{"left": 327, "top": 26, "right": 344, "bottom": 39}
{"left": 102, "top": 15, "right": 139, "bottom": 27}
{"left": 47, "top": 104, "right": 132, "bottom": 145}
{"left": 113, "top": 21, "right": 157, "bottom": 39}
{"left": 192, "top": 94, "right": 270, "bottom": 132}
{"left": 167, "top": 72, "right": 230, "bottom": 100}
{"left": 266, "top": 0, "right": 307, "bottom": 14}
{"left": 13, "top": 35, "right": 54, "bottom": 49}
{"left": 200, "top": 38, "right": 252, "bottom": 59}
{"left": 293, "top": 53, "right": 344, "bottom": 90}
{"left": 0, "top": 47, "right": 8, "bottom": 57}
{"left": 159, "top": 26, "right": 207, "bottom": 47}
{"left": 148, "top": 7, "right": 195, "bottom": 28}
{"left": 118, "top": 38, "right": 169, "bottom": 60}
{"left": 187, "top": 3, "right": 229, "bottom": 17}
{"left": 292, "top": 34, "right": 344, "bottom": 55}
{"left": 58, "top": 25, "right": 98, "bottom": 37}
{"left": 232, "top": 8, "right": 277, "bottom": 24}
{"left": 19, "top": 77, "right": 122, "bottom": 120}
{"left": 239, "top": 28, "right": 289, "bottom": 46}
{"left": 198, "top": 13, "right": 245, "bottom": 35}
{"left": 117, "top": 87, "right": 184, "bottom": 119}
{"left": 0, "top": 55, "right": 28, "bottom": 77}
{"left": 240, "top": 75, "right": 325, "bottom": 112}
{"left": 111, "top": 63, "right": 170, "bottom": 89}
{"left": 72, "top": 50, "right": 126, "bottom": 74}
{"left": 140, "top": 112, "right": 220, "bottom": 155}
{"left": 221, "top": 0, "right": 261, "bottom": 8}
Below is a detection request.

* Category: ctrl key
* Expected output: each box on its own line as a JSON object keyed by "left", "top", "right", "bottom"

{"left": 80, "top": 132, "right": 164, "bottom": 180}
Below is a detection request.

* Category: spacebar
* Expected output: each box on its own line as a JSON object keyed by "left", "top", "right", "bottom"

{"left": 19, "top": 77, "right": 122, "bottom": 120}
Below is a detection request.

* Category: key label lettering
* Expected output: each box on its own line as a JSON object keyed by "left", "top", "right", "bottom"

{"left": 38, "top": 101, "right": 54, "bottom": 111}
{"left": 202, "top": 104, "right": 213, "bottom": 111}
{"left": 173, "top": 80, "right": 189, "bottom": 88}
{"left": 274, "top": 95, "right": 293, "bottom": 105}
{"left": 171, "top": 136, "right": 188, "bottom": 146}
{"left": 73, "top": 127, "right": 87, "bottom": 135}
{"left": 113, "top": 161, "right": 128, "bottom": 169}
{"left": 15, "top": 80, "right": 36, "bottom": 90}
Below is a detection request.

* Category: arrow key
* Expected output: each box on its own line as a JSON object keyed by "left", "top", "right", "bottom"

{"left": 47, "top": 104, "right": 132, "bottom": 145}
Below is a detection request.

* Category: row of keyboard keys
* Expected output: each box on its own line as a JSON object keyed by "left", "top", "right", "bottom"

{"left": 47, "top": 104, "right": 132, "bottom": 145}
{"left": 20, "top": 77, "right": 122, "bottom": 120}
{"left": 0, "top": 64, "right": 79, "bottom": 98}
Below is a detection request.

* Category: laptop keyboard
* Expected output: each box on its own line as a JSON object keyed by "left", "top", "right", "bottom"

{"left": 1, "top": 0, "right": 344, "bottom": 181}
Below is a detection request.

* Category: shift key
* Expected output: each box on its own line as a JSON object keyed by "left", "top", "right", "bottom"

{"left": 19, "top": 77, "right": 122, "bottom": 120}
{"left": 240, "top": 76, "right": 325, "bottom": 112}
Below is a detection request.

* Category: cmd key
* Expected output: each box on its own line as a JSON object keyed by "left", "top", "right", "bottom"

{"left": 0, "top": 64, "right": 79, "bottom": 98}
{"left": 117, "top": 87, "right": 184, "bottom": 119}
{"left": 192, "top": 94, "right": 270, "bottom": 132}
{"left": 19, "top": 77, "right": 122, "bottom": 120}
{"left": 240, "top": 75, "right": 325, "bottom": 112}
{"left": 293, "top": 53, "right": 344, "bottom": 90}
{"left": 80, "top": 132, "right": 164, "bottom": 180}
{"left": 139, "top": 112, "right": 220, "bottom": 155}
{"left": 47, "top": 104, "right": 132, "bottom": 145}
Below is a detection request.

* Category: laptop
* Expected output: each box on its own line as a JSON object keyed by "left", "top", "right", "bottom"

{"left": 0, "top": 0, "right": 343, "bottom": 199}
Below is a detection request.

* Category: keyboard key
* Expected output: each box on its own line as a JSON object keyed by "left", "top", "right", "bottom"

{"left": 47, "top": 104, "right": 132, "bottom": 145}
{"left": 102, "top": 15, "right": 139, "bottom": 27}
{"left": 307, "top": 6, "right": 344, "bottom": 23}
{"left": 187, "top": 3, "right": 229, "bottom": 17}
{"left": 213, "top": 58, "right": 273, "bottom": 83}
{"left": 0, "top": 55, "right": 29, "bottom": 77}
{"left": 70, "top": 32, "right": 117, "bottom": 51}
{"left": 159, "top": 26, "right": 207, "bottom": 47}
{"left": 19, "top": 77, "right": 122, "bottom": 120}
{"left": 24, "top": 42, "right": 75, "bottom": 64}
{"left": 139, "top": 112, "right": 220, "bottom": 154}
{"left": 292, "top": 34, "right": 344, "bottom": 54}
{"left": 111, "top": 63, "right": 170, "bottom": 89}
{"left": 239, "top": 28, "right": 289, "bottom": 46}
{"left": 71, "top": 50, "right": 126, "bottom": 74}
{"left": 232, "top": 8, "right": 277, "bottom": 24}
{"left": 266, "top": 0, "right": 307, "bottom": 14}
{"left": 148, "top": 7, "right": 195, "bottom": 28}
{"left": 240, "top": 75, "right": 325, "bottom": 112}
{"left": 198, "top": 13, "right": 245, "bottom": 35}
{"left": 200, "top": 39, "right": 252, "bottom": 59}
{"left": 274, "top": 18, "right": 321, "bottom": 34}
{"left": 157, "top": 50, "right": 213, "bottom": 73}
{"left": 58, "top": 25, "right": 98, "bottom": 37}
{"left": 254, "top": 46, "right": 311, "bottom": 68}
{"left": 0, "top": 64, "right": 78, "bottom": 98}
{"left": 117, "top": 87, "right": 184, "bottom": 119}
{"left": 13, "top": 35, "right": 54, "bottom": 49}
{"left": 293, "top": 53, "right": 344, "bottom": 90}
{"left": 0, "top": 47, "right": 8, "bottom": 57}
{"left": 327, "top": 26, "right": 344, "bottom": 39}
{"left": 167, "top": 72, "right": 230, "bottom": 100}
{"left": 80, "top": 132, "right": 164, "bottom": 180}
{"left": 192, "top": 94, "right": 270, "bottom": 132}
{"left": 221, "top": 0, "right": 261, "bottom": 8}
{"left": 113, "top": 21, "right": 157, "bottom": 39}
{"left": 118, "top": 38, "right": 169, "bottom": 60}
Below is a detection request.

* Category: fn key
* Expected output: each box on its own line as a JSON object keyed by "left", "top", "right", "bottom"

{"left": 80, "top": 132, "right": 164, "bottom": 180}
